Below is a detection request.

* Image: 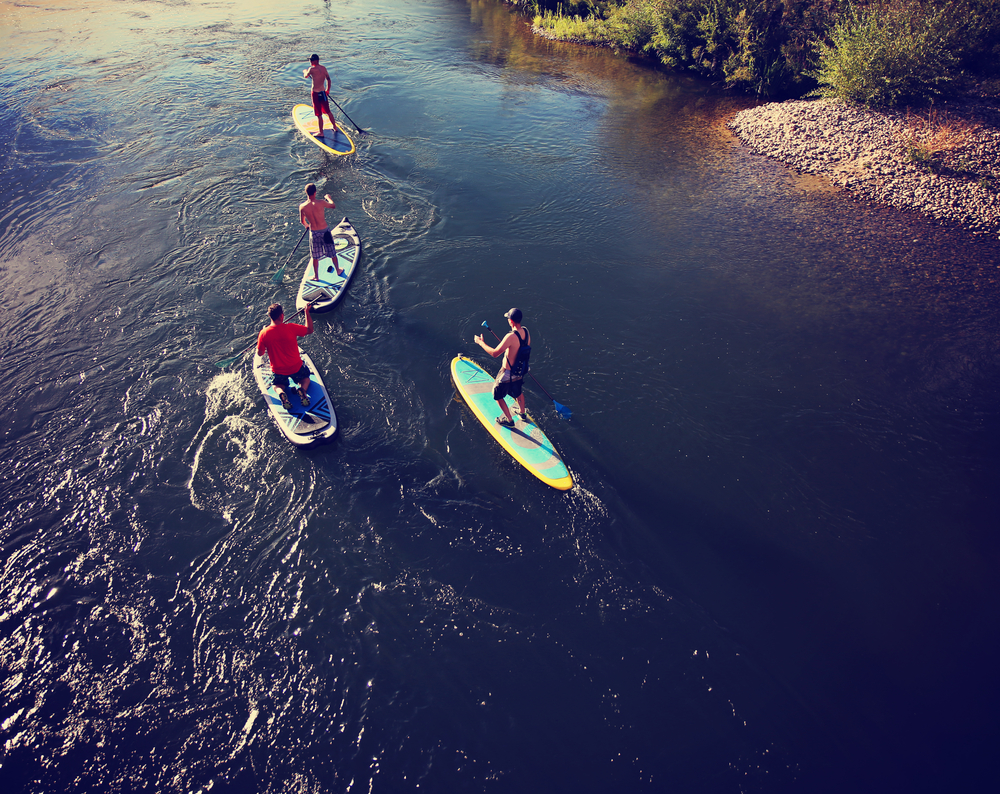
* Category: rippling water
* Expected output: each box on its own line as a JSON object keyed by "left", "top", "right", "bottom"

{"left": 3, "top": 1, "right": 1000, "bottom": 792}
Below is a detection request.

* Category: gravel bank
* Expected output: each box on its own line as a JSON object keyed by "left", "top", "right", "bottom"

{"left": 729, "top": 98, "right": 1000, "bottom": 238}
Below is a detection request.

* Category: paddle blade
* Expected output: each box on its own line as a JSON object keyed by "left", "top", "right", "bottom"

{"left": 481, "top": 320, "right": 489, "bottom": 328}
{"left": 553, "top": 400, "right": 572, "bottom": 419}
{"left": 215, "top": 344, "right": 253, "bottom": 368}
{"left": 214, "top": 354, "right": 242, "bottom": 368}
{"left": 270, "top": 265, "right": 286, "bottom": 284}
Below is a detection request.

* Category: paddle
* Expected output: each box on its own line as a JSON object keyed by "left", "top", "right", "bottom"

{"left": 271, "top": 227, "right": 308, "bottom": 284}
{"left": 328, "top": 95, "right": 368, "bottom": 135}
{"left": 214, "top": 306, "right": 309, "bottom": 368}
{"left": 481, "top": 320, "right": 572, "bottom": 419}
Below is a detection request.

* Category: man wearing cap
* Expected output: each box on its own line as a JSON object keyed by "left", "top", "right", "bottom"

{"left": 474, "top": 307, "right": 531, "bottom": 427}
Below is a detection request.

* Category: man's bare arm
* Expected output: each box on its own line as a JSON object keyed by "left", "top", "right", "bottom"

{"left": 475, "top": 332, "right": 512, "bottom": 358}
{"left": 303, "top": 303, "right": 314, "bottom": 335}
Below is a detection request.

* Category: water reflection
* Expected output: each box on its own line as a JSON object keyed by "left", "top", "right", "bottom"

{"left": 2, "top": 1, "right": 1000, "bottom": 793}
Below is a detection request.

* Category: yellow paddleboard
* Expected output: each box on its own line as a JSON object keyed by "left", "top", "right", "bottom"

{"left": 292, "top": 103, "right": 356, "bottom": 156}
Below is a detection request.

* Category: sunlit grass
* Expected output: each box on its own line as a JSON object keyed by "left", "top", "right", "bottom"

{"left": 898, "top": 108, "right": 981, "bottom": 173}
{"left": 532, "top": 9, "right": 612, "bottom": 44}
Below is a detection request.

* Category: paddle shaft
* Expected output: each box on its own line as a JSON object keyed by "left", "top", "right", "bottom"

{"left": 481, "top": 322, "right": 567, "bottom": 412}
{"left": 271, "top": 227, "right": 308, "bottom": 284}
{"left": 328, "top": 95, "right": 367, "bottom": 135}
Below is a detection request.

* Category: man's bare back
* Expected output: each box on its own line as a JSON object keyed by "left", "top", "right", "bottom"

{"left": 299, "top": 182, "right": 342, "bottom": 279}
{"left": 304, "top": 62, "right": 331, "bottom": 94}
{"left": 299, "top": 196, "right": 333, "bottom": 232}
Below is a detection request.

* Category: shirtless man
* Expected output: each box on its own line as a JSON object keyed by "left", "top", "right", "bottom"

{"left": 474, "top": 308, "right": 531, "bottom": 427}
{"left": 299, "top": 182, "right": 344, "bottom": 280}
{"left": 257, "top": 302, "right": 314, "bottom": 410}
{"left": 303, "top": 54, "right": 334, "bottom": 137}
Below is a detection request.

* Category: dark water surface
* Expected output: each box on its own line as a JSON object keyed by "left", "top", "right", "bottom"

{"left": 3, "top": 1, "right": 1000, "bottom": 792}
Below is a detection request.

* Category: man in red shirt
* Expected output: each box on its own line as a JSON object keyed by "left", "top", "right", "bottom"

{"left": 256, "top": 302, "right": 314, "bottom": 410}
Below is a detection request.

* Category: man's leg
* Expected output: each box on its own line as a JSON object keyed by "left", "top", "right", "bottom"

{"left": 493, "top": 377, "right": 515, "bottom": 426}
{"left": 274, "top": 377, "right": 292, "bottom": 411}
{"left": 495, "top": 400, "right": 514, "bottom": 426}
{"left": 325, "top": 232, "right": 344, "bottom": 276}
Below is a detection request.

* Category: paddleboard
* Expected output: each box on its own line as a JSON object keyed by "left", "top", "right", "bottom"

{"left": 252, "top": 347, "right": 338, "bottom": 448}
{"left": 292, "top": 103, "right": 356, "bottom": 156}
{"left": 451, "top": 355, "right": 573, "bottom": 491}
{"left": 295, "top": 217, "right": 362, "bottom": 313}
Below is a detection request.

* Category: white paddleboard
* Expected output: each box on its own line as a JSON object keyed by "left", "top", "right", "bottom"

{"left": 252, "top": 348, "right": 337, "bottom": 447}
{"left": 295, "top": 217, "right": 362, "bottom": 314}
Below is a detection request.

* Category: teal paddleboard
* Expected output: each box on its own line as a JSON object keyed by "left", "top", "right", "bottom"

{"left": 451, "top": 354, "right": 573, "bottom": 490}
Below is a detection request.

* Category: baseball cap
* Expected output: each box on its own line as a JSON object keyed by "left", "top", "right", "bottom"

{"left": 504, "top": 307, "right": 522, "bottom": 323}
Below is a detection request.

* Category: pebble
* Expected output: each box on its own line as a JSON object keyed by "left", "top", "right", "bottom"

{"left": 728, "top": 98, "right": 1000, "bottom": 238}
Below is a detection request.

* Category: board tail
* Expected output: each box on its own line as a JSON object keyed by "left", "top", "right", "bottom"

{"left": 301, "top": 286, "right": 333, "bottom": 303}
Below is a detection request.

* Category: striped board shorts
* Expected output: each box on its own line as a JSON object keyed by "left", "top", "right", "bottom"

{"left": 309, "top": 228, "right": 336, "bottom": 260}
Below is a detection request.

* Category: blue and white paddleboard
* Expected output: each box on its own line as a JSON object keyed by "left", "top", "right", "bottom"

{"left": 295, "top": 217, "right": 362, "bottom": 314}
{"left": 253, "top": 347, "right": 337, "bottom": 448}
{"left": 451, "top": 354, "right": 573, "bottom": 490}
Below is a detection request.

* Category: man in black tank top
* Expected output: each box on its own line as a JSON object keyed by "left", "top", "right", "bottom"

{"left": 474, "top": 307, "right": 530, "bottom": 427}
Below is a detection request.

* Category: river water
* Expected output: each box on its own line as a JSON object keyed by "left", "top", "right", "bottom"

{"left": 2, "top": 1, "right": 1000, "bottom": 792}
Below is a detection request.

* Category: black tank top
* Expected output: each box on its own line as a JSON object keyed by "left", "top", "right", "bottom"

{"left": 509, "top": 328, "right": 530, "bottom": 378}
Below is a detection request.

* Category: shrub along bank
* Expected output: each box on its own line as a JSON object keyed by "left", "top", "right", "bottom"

{"left": 514, "top": 0, "right": 1000, "bottom": 104}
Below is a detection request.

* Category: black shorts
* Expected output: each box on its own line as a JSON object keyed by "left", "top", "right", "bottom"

{"left": 493, "top": 371, "right": 523, "bottom": 401}
{"left": 271, "top": 364, "right": 311, "bottom": 388}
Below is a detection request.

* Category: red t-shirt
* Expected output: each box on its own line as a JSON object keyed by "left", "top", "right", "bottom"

{"left": 257, "top": 322, "right": 310, "bottom": 375}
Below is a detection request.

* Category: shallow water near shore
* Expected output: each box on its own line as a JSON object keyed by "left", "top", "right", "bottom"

{"left": 2, "top": 1, "right": 1000, "bottom": 792}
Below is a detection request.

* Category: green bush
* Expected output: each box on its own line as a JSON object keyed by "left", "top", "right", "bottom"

{"left": 512, "top": 1, "right": 608, "bottom": 16}
{"left": 531, "top": 0, "right": 839, "bottom": 98}
{"left": 526, "top": 0, "right": 995, "bottom": 103}
{"left": 719, "top": 3, "right": 795, "bottom": 97}
{"left": 532, "top": 1, "right": 667, "bottom": 53}
{"left": 934, "top": 0, "right": 1000, "bottom": 74}
{"left": 604, "top": 0, "right": 664, "bottom": 52}
{"left": 811, "top": 2, "right": 958, "bottom": 106}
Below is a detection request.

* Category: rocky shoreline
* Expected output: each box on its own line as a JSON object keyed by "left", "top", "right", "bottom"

{"left": 728, "top": 98, "right": 1000, "bottom": 239}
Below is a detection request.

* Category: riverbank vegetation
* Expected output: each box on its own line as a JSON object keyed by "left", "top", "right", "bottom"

{"left": 899, "top": 109, "right": 984, "bottom": 178}
{"left": 514, "top": 0, "right": 1000, "bottom": 104}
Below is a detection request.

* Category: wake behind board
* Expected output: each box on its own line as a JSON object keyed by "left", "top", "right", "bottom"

{"left": 253, "top": 347, "right": 338, "bottom": 448}
{"left": 295, "top": 217, "right": 362, "bottom": 314}
{"left": 292, "top": 103, "right": 356, "bottom": 156}
{"left": 451, "top": 355, "right": 573, "bottom": 491}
